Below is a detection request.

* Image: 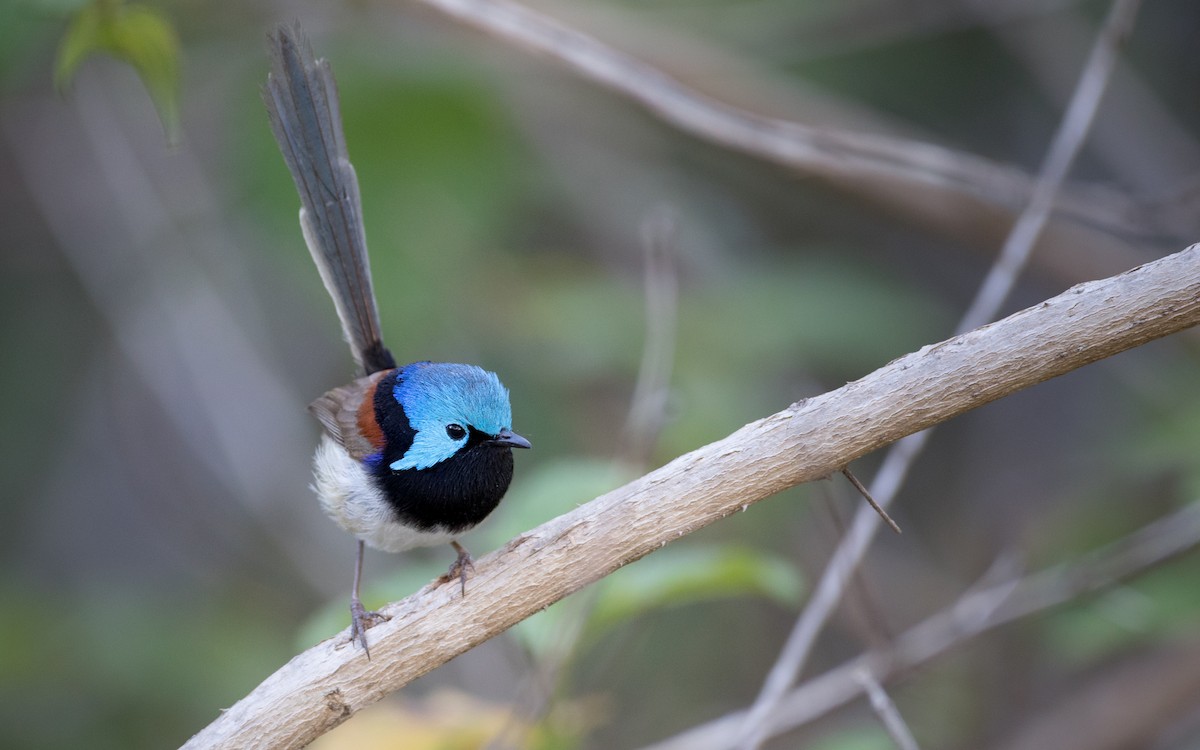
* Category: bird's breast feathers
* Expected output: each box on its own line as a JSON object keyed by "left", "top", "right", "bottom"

{"left": 312, "top": 435, "right": 457, "bottom": 552}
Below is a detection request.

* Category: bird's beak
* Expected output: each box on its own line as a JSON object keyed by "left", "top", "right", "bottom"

{"left": 490, "top": 428, "right": 532, "bottom": 450}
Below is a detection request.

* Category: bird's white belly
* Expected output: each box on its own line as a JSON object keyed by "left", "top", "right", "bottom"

{"left": 311, "top": 435, "right": 457, "bottom": 553}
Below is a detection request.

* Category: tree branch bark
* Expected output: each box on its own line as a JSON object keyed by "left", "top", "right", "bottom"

{"left": 181, "top": 244, "right": 1200, "bottom": 750}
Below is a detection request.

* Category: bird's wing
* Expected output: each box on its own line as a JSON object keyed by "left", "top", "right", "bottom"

{"left": 309, "top": 372, "right": 389, "bottom": 461}
{"left": 263, "top": 22, "right": 396, "bottom": 375}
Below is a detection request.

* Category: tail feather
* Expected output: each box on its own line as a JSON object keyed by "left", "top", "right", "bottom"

{"left": 263, "top": 22, "right": 396, "bottom": 375}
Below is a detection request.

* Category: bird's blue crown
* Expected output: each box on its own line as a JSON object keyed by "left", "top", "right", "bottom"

{"left": 390, "top": 362, "right": 513, "bottom": 471}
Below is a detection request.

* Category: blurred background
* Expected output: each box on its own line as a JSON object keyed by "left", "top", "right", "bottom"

{"left": 3, "top": 0, "right": 1200, "bottom": 748}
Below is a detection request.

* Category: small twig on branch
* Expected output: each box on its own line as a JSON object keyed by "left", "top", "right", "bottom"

{"left": 181, "top": 244, "right": 1200, "bottom": 749}
{"left": 733, "top": 3, "right": 1140, "bottom": 745}
{"left": 643, "top": 499, "right": 1200, "bottom": 750}
{"left": 841, "top": 468, "right": 901, "bottom": 535}
{"left": 812, "top": 487, "right": 896, "bottom": 652}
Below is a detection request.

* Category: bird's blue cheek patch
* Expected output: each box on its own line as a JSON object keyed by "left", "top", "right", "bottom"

{"left": 389, "top": 424, "right": 465, "bottom": 471}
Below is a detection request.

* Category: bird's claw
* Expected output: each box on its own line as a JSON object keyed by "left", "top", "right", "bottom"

{"left": 447, "top": 543, "right": 475, "bottom": 596}
{"left": 349, "top": 598, "right": 388, "bottom": 659}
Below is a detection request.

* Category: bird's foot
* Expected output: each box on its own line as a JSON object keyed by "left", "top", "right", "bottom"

{"left": 349, "top": 597, "right": 388, "bottom": 659}
{"left": 445, "top": 541, "right": 475, "bottom": 596}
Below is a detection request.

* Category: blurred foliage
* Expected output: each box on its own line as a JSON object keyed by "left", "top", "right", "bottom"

{"left": 1123, "top": 362, "right": 1200, "bottom": 498}
{"left": 805, "top": 726, "right": 897, "bottom": 750}
{"left": 1041, "top": 552, "right": 1200, "bottom": 664}
{"left": 53, "top": 0, "right": 181, "bottom": 138}
{"left": 0, "top": 581, "right": 290, "bottom": 750}
{"left": 2, "top": 0, "right": 1200, "bottom": 748}
{"left": 588, "top": 544, "right": 803, "bottom": 632}
{"left": 308, "top": 688, "right": 608, "bottom": 750}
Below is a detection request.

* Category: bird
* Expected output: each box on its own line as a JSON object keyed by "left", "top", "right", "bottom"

{"left": 263, "top": 22, "right": 531, "bottom": 657}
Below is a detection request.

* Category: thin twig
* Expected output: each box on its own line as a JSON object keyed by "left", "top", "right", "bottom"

{"left": 619, "top": 207, "right": 680, "bottom": 468}
{"left": 842, "top": 467, "right": 901, "bottom": 534}
{"left": 855, "top": 668, "right": 921, "bottom": 750}
{"left": 733, "top": 2, "right": 1142, "bottom": 746}
{"left": 643, "top": 500, "right": 1200, "bottom": 750}
{"left": 958, "top": 0, "right": 1144, "bottom": 334}
{"left": 813, "top": 487, "right": 895, "bottom": 653}
{"left": 987, "top": 4, "right": 1200, "bottom": 194}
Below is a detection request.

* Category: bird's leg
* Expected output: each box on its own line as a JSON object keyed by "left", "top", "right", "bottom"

{"left": 349, "top": 539, "right": 387, "bottom": 658}
{"left": 447, "top": 540, "right": 475, "bottom": 596}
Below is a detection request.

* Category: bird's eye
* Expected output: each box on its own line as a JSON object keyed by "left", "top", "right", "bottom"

{"left": 446, "top": 423, "right": 467, "bottom": 440}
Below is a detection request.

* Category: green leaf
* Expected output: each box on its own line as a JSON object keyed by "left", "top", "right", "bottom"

{"left": 590, "top": 544, "right": 804, "bottom": 632}
{"left": 52, "top": 0, "right": 101, "bottom": 89}
{"left": 54, "top": 0, "right": 180, "bottom": 139}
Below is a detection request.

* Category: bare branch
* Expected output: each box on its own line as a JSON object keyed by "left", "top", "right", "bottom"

{"left": 410, "top": 0, "right": 1183, "bottom": 249}
{"left": 644, "top": 500, "right": 1200, "bottom": 750}
{"left": 182, "top": 244, "right": 1200, "bottom": 749}
{"left": 959, "top": 0, "right": 1143, "bottom": 334}
{"left": 733, "top": 4, "right": 1140, "bottom": 744}
{"left": 856, "top": 668, "right": 921, "bottom": 750}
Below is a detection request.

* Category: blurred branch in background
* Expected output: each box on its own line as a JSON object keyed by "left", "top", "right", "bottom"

{"left": 732, "top": 1, "right": 1142, "bottom": 746}
{"left": 182, "top": 244, "right": 1200, "bottom": 749}
{"left": 986, "top": 4, "right": 1200, "bottom": 195}
{"left": 2, "top": 63, "right": 339, "bottom": 593}
{"left": 645, "top": 500, "right": 1200, "bottom": 750}
{"left": 5, "top": 1, "right": 1200, "bottom": 747}
{"left": 855, "top": 667, "right": 920, "bottom": 750}
{"left": 409, "top": 0, "right": 1196, "bottom": 273}
{"left": 617, "top": 208, "right": 679, "bottom": 470}
{"left": 487, "top": 208, "right": 680, "bottom": 750}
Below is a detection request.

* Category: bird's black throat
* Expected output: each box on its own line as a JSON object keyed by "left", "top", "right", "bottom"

{"left": 369, "top": 370, "right": 516, "bottom": 533}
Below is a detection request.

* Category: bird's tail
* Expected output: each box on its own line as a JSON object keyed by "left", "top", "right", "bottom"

{"left": 263, "top": 22, "right": 396, "bottom": 375}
